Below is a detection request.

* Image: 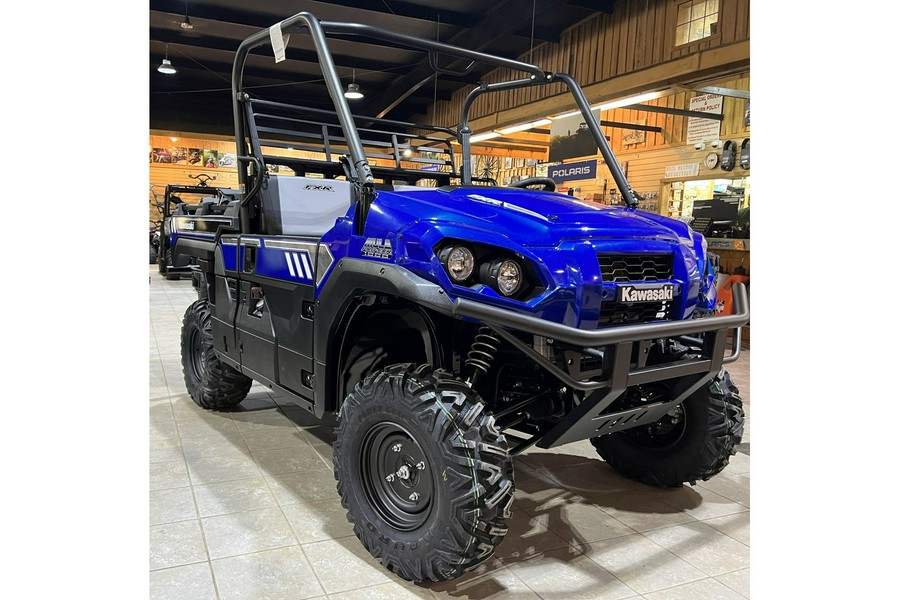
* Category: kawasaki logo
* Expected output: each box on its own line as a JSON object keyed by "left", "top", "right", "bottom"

{"left": 618, "top": 284, "right": 675, "bottom": 303}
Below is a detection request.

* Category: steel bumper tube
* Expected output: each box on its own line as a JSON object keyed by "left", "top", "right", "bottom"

{"left": 452, "top": 283, "right": 749, "bottom": 348}
{"left": 452, "top": 283, "right": 749, "bottom": 448}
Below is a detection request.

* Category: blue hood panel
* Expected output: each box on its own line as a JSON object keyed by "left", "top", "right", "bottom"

{"left": 370, "top": 186, "right": 684, "bottom": 246}
{"left": 315, "top": 185, "right": 713, "bottom": 330}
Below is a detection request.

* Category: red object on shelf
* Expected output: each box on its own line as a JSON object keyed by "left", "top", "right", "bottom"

{"left": 715, "top": 274, "right": 749, "bottom": 316}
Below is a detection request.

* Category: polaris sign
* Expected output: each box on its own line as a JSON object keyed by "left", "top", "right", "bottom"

{"left": 548, "top": 159, "right": 597, "bottom": 183}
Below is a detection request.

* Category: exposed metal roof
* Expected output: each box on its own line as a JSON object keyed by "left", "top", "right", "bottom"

{"left": 150, "top": 0, "right": 616, "bottom": 135}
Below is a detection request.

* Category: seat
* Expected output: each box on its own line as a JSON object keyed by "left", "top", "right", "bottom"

{"left": 195, "top": 198, "right": 217, "bottom": 216}
{"left": 259, "top": 175, "right": 352, "bottom": 236}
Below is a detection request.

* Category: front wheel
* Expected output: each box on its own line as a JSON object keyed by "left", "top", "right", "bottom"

{"left": 333, "top": 364, "right": 515, "bottom": 582}
{"left": 591, "top": 369, "right": 744, "bottom": 487}
{"left": 181, "top": 299, "right": 252, "bottom": 409}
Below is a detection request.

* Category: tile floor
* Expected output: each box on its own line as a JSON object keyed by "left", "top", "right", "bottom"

{"left": 150, "top": 268, "right": 751, "bottom": 599}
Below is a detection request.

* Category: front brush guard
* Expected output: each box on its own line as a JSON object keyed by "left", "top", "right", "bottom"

{"left": 452, "top": 284, "right": 749, "bottom": 449}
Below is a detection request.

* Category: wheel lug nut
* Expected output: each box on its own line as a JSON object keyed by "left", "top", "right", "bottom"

{"left": 391, "top": 443, "right": 402, "bottom": 453}
{"left": 416, "top": 461, "right": 426, "bottom": 470}
{"left": 409, "top": 492, "right": 419, "bottom": 501}
{"left": 385, "top": 474, "right": 395, "bottom": 482}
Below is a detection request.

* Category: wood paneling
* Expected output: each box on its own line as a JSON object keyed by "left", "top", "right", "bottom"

{"left": 424, "top": 0, "right": 749, "bottom": 130}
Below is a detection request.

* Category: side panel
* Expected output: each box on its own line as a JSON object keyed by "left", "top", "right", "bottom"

{"left": 211, "top": 240, "right": 240, "bottom": 364}
{"left": 235, "top": 238, "right": 278, "bottom": 382}
{"left": 172, "top": 216, "right": 238, "bottom": 268}
{"left": 235, "top": 236, "right": 318, "bottom": 399}
{"left": 258, "top": 238, "right": 319, "bottom": 396}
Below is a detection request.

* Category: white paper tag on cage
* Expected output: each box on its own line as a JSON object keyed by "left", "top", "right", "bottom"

{"left": 269, "top": 24, "right": 290, "bottom": 63}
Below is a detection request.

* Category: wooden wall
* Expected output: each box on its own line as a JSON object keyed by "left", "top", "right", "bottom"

{"left": 425, "top": 0, "right": 750, "bottom": 128}
{"left": 600, "top": 73, "right": 749, "bottom": 153}
{"left": 148, "top": 135, "right": 238, "bottom": 225}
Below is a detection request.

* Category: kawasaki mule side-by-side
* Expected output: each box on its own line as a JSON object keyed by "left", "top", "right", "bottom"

{"left": 156, "top": 174, "right": 241, "bottom": 280}
{"left": 177, "top": 11, "right": 749, "bottom": 583}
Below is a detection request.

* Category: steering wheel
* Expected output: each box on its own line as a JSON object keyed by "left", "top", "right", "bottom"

{"left": 508, "top": 177, "right": 556, "bottom": 192}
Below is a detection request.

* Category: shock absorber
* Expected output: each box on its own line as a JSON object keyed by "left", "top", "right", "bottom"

{"left": 465, "top": 326, "right": 500, "bottom": 386}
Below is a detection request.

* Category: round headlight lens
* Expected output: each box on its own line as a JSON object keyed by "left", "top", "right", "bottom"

{"left": 446, "top": 246, "right": 475, "bottom": 281}
{"left": 496, "top": 259, "right": 522, "bottom": 296}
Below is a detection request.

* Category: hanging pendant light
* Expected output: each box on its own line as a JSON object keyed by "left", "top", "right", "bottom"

{"left": 180, "top": 0, "right": 194, "bottom": 30}
{"left": 344, "top": 69, "right": 363, "bottom": 99}
{"left": 158, "top": 43, "right": 177, "bottom": 75}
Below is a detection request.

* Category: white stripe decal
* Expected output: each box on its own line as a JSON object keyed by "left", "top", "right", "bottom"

{"left": 285, "top": 253, "right": 296, "bottom": 277}
{"left": 299, "top": 253, "right": 313, "bottom": 280}
{"left": 292, "top": 253, "right": 306, "bottom": 279}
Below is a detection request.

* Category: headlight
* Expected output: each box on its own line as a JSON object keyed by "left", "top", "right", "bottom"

{"left": 436, "top": 240, "right": 542, "bottom": 301}
{"left": 445, "top": 246, "right": 475, "bottom": 282}
{"left": 492, "top": 259, "right": 523, "bottom": 296}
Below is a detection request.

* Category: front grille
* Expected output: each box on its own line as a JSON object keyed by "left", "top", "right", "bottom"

{"left": 599, "top": 301, "right": 672, "bottom": 326}
{"left": 598, "top": 254, "right": 674, "bottom": 283}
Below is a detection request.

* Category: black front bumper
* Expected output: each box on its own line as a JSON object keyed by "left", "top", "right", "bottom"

{"left": 452, "top": 284, "right": 749, "bottom": 448}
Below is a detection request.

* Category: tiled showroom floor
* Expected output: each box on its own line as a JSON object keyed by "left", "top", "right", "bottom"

{"left": 150, "top": 268, "right": 751, "bottom": 600}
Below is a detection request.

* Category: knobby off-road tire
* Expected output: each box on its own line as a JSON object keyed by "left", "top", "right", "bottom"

{"left": 181, "top": 299, "right": 252, "bottom": 409}
{"left": 150, "top": 243, "right": 158, "bottom": 265}
{"left": 333, "top": 364, "right": 515, "bottom": 583}
{"left": 591, "top": 369, "right": 743, "bottom": 487}
{"left": 163, "top": 249, "right": 181, "bottom": 280}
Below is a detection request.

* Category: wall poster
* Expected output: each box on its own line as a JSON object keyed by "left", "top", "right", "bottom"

{"left": 549, "top": 113, "right": 597, "bottom": 162}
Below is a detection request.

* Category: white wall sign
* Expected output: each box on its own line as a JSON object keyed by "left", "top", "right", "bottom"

{"left": 665, "top": 163, "right": 700, "bottom": 178}
{"left": 686, "top": 93, "right": 723, "bottom": 144}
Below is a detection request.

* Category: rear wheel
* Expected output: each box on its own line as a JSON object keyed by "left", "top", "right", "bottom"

{"left": 591, "top": 369, "right": 743, "bottom": 487}
{"left": 333, "top": 364, "right": 514, "bottom": 582}
{"left": 162, "top": 249, "right": 180, "bottom": 279}
{"left": 181, "top": 299, "right": 252, "bottom": 409}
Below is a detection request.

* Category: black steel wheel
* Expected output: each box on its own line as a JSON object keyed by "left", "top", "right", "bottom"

{"left": 333, "top": 364, "right": 514, "bottom": 583}
{"left": 181, "top": 299, "right": 252, "bottom": 409}
{"left": 359, "top": 422, "right": 435, "bottom": 532}
{"left": 591, "top": 369, "right": 743, "bottom": 487}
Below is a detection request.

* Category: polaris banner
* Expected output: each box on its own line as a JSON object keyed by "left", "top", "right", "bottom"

{"left": 549, "top": 159, "right": 597, "bottom": 183}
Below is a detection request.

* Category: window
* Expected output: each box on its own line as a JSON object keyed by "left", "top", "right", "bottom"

{"left": 675, "top": 0, "right": 718, "bottom": 46}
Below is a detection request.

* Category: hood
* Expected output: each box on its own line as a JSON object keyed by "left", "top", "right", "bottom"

{"left": 370, "top": 186, "right": 689, "bottom": 246}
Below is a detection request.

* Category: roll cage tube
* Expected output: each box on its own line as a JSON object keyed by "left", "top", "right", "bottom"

{"left": 231, "top": 13, "right": 376, "bottom": 233}
{"left": 458, "top": 74, "right": 638, "bottom": 208}
{"left": 163, "top": 184, "right": 217, "bottom": 220}
{"left": 230, "top": 11, "right": 638, "bottom": 234}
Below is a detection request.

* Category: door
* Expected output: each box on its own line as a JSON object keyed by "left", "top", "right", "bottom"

{"left": 235, "top": 236, "right": 317, "bottom": 397}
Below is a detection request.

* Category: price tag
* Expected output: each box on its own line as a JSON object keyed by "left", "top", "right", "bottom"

{"left": 269, "top": 23, "right": 290, "bottom": 63}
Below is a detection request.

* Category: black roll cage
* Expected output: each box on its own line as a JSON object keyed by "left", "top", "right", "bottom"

{"left": 231, "top": 11, "right": 639, "bottom": 234}
{"left": 161, "top": 184, "right": 237, "bottom": 220}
